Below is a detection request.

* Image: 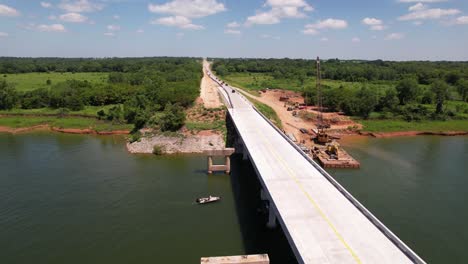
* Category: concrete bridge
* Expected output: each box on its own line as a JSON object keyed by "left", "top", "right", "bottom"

{"left": 206, "top": 67, "right": 426, "bottom": 264}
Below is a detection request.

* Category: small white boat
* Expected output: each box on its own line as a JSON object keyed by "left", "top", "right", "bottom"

{"left": 196, "top": 196, "right": 221, "bottom": 204}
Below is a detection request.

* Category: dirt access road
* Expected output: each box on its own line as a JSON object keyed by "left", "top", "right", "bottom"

{"left": 200, "top": 59, "right": 223, "bottom": 109}
{"left": 239, "top": 89, "right": 361, "bottom": 143}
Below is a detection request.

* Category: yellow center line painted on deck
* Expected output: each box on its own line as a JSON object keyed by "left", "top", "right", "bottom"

{"left": 235, "top": 110, "right": 362, "bottom": 264}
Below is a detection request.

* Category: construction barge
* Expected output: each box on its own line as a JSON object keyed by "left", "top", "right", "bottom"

{"left": 312, "top": 146, "right": 360, "bottom": 169}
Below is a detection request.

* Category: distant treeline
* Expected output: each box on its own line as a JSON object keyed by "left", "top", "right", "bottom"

{"left": 211, "top": 58, "right": 468, "bottom": 85}
{"left": 0, "top": 57, "right": 202, "bottom": 74}
{"left": 0, "top": 57, "right": 203, "bottom": 133}
{"left": 211, "top": 58, "right": 468, "bottom": 121}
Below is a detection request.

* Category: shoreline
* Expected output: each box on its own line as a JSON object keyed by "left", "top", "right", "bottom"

{"left": 0, "top": 125, "right": 130, "bottom": 135}
{"left": 357, "top": 130, "right": 468, "bottom": 138}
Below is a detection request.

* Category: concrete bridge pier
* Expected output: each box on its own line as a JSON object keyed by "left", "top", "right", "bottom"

{"left": 261, "top": 189, "right": 277, "bottom": 229}
{"left": 205, "top": 148, "right": 235, "bottom": 174}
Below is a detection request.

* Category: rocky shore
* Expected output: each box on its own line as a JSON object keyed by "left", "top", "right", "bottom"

{"left": 126, "top": 131, "right": 225, "bottom": 154}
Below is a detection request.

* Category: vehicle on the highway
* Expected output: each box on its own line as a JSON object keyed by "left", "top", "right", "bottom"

{"left": 232, "top": 89, "right": 236, "bottom": 93}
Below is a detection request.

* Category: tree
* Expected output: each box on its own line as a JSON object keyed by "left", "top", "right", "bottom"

{"left": 456, "top": 79, "right": 468, "bottom": 102}
{"left": 0, "top": 80, "right": 17, "bottom": 110}
{"left": 377, "top": 88, "right": 399, "bottom": 111}
{"left": 445, "top": 72, "right": 460, "bottom": 85}
{"left": 431, "top": 79, "right": 449, "bottom": 114}
{"left": 396, "top": 78, "right": 420, "bottom": 105}
{"left": 355, "top": 86, "right": 378, "bottom": 119}
{"left": 159, "top": 103, "right": 186, "bottom": 131}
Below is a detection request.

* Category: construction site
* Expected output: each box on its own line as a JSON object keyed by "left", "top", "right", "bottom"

{"left": 249, "top": 57, "right": 360, "bottom": 169}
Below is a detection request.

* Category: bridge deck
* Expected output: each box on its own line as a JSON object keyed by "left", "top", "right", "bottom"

{"left": 208, "top": 68, "right": 422, "bottom": 264}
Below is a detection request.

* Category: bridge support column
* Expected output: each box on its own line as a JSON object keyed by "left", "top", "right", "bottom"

{"left": 204, "top": 149, "right": 235, "bottom": 175}
{"left": 261, "top": 189, "right": 277, "bottom": 229}
{"left": 242, "top": 146, "right": 249, "bottom": 160}
{"left": 266, "top": 205, "right": 277, "bottom": 229}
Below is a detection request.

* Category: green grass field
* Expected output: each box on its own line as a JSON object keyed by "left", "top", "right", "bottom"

{"left": 221, "top": 72, "right": 394, "bottom": 94}
{"left": 0, "top": 105, "right": 119, "bottom": 117}
{"left": 0, "top": 116, "right": 133, "bottom": 131}
{"left": 359, "top": 119, "right": 468, "bottom": 132}
{"left": 1, "top": 72, "right": 108, "bottom": 91}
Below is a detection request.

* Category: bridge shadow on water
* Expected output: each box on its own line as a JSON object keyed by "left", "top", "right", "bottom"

{"left": 229, "top": 154, "right": 298, "bottom": 264}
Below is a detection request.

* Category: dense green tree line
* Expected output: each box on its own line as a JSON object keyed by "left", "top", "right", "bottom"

{"left": 0, "top": 57, "right": 201, "bottom": 74}
{"left": 211, "top": 58, "right": 468, "bottom": 85}
{"left": 211, "top": 58, "right": 468, "bottom": 120}
{"left": 0, "top": 57, "right": 202, "bottom": 132}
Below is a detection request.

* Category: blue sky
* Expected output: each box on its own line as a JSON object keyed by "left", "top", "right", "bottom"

{"left": 0, "top": 0, "right": 467, "bottom": 60}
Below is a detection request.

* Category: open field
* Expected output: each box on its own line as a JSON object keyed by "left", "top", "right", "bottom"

{"left": 2, "top": 72, "right": 108, "bottom": 91}
{"left": 0, "top": 116, "right": 133, "bottom": 131}
{"left": 0, "top": 105, "right": 119, "bottom": 117}
{"left": 222, "top": 72, "right": 395, "bottom": 93}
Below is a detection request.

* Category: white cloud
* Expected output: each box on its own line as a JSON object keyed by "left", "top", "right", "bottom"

{"left": 148, "top": 0, "right": 224, "bottom": 30}
{"left": 245, "top": 0, "right": 313, "bottom": 26}
{"left": 224, "top": 29, "right": 241, "bottom": 34}
{"left": 0, "top": 4, "right": 20, "bottom": 17}
{"left": 246, "top": 12, "right": 281, "bottom": 25}
{"left": 309, "top": 18, "right": 348, "bottom": 29}
{"left": 136, "top": 29, "right": 144, "bottom": 33}
{"left": 227, "top": 21, "right": 240, "bottom": 28}
{"left": 151, "top": 16, "right": 204, "bottom": 30}
{"left": 59, "top": 0, "right": 104, "bottom": 13}
{"left": 385, "top": 33, "right": 404, "bottom": 40}
{"left": 148, "top": 0, "right": 225, "bottom": 18}
{"left": 59, "top": 13, "right": 88, "bottom": 23}
{"left": 409, "top": 3, "right": 427, "bottom": 11}
{"left": 352, "top": 37, "right": 361, "bottom": 43}
{"left": 320, "top": 37, "right": 328, "bottom": 41}
{"left": 362, "top": 17, "right": 382, "bottom": 26}
{"left": 399, "top": 8, "right": 460, "bottom": 21}
{"left": 455, "top": 16, "right": 468, "bottom": 25}
{"left": 303, "top": 18, "right": 348, "bottom": 35}
{"left": 104, "top": 32, "right": 115, "bottom": 37}
{"left": 41, "top": 2, "right": 53, "bottom": 8}
{"left": 413, "top": 21, "right": 423, "bottom": 25}
{"left": 37, "top": 24, "right": 67, "bottom": 32}
{"left": 107, "top": 25, "right": 121, "bottom": 31}
{"left": 113, "top": 15, "right": 120, "bottom": 20}
{"left": 362, "top": 17, "right": 385, "bottom": 30}
{"left": 0, "top": 32, "right": 8, "bottom": 37}
{"left": 176, "top": 32, "right": 184, "bottom": 38}
{"left": 371, "top": 25, "right": 385, "bottom": 30}
{"left": 302, "top": 28, "right": 318, "bottom": 35}
{"left": 398, "top": 0, "right": 447, "bottom": 2}
{"left": 48, "top": 15, "right": 57, "bottom": 20}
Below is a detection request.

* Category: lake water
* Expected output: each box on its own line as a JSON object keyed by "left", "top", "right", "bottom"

{"left": 0, "top": 133, "right": 467, "bottom": 263}
{"left": 0, "top": 133, "right": 295, "bottom": 264}
{"left": 333, "top": 135, "right": 468, "bottom": 264}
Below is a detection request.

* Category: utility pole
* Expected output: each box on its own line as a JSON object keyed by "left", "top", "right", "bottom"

{"left": 316, "top": 56, "right": 323, "bottom": 125}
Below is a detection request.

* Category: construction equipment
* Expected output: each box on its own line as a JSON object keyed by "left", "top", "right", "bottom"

{"left": 326, "top": 141, "right": 340, "bottom": 159}
{"left": 315, "top": 56, "right": 331, "bottom": 144}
